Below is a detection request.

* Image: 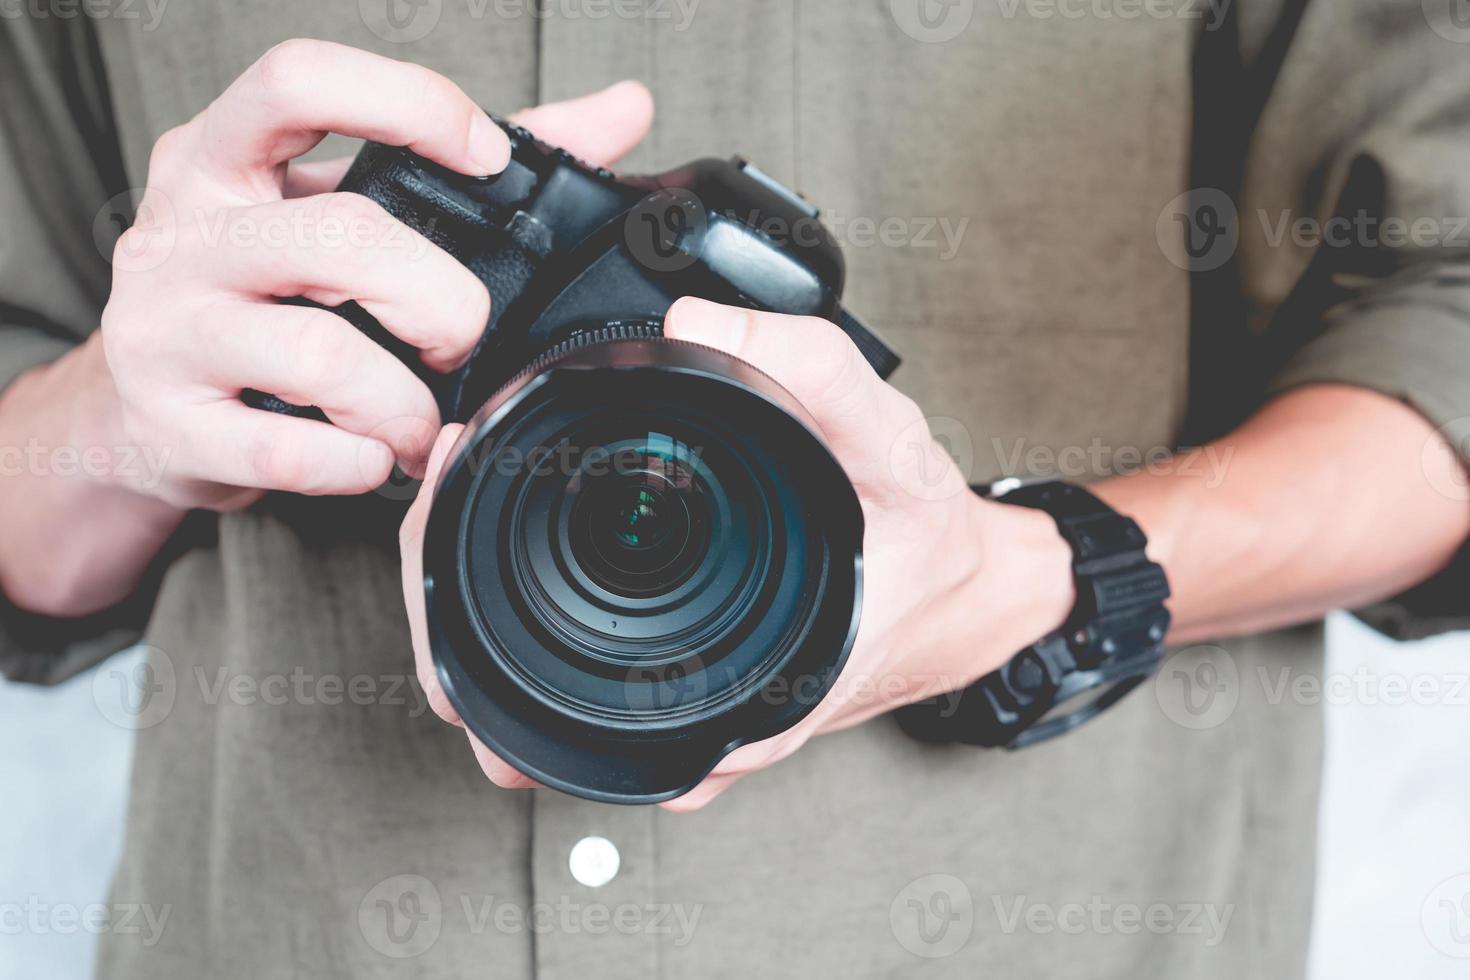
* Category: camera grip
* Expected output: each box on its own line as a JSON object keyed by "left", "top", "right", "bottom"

{"left": 241, "top": 143, "right": 508, "bottom": 422}
{"left": 245, "top": 137, "right": 561, "bottom": 424}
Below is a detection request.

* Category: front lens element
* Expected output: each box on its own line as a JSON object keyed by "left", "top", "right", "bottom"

{"left": 424, "top": 337, "right": 864, "bottom": 804}
{"left": 571, "top": 447, "right": 713, "bottom": 598}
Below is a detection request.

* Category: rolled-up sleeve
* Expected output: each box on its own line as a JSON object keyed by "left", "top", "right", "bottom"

{"left": 1228, "top": 0, "right": 1470, "bottom": 639}
{"left": 0, "top": 15, "right": 151, "bottom": 683}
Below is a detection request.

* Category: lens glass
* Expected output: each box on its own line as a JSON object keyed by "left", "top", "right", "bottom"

{"left": 427, "top": 341, "right": 866, "bottom": 802}
{"left": 571, "top": 443, "right": 712, "bottom": 598}
{"left": 450, "top": 364, "right": 860, "bottom": 736}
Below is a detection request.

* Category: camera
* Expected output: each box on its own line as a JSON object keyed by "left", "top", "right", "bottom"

{"left": 253, "top": 119, "right": 899, "bottom": 803}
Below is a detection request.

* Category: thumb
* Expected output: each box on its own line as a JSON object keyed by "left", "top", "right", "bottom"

{"left": 509, "top": 80, "right": 655, "bottom": 168}
{"left": 662, "top": 297, "right": 916, "bottom": 490}
{"left": 400, "top": 423, "right": 466, "bottom": 726}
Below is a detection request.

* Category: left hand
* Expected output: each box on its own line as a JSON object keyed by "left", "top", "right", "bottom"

{"left": 401, "top": 297, "right": 1076, "bottom": 807}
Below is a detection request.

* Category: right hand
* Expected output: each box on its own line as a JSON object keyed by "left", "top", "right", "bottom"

{"left": 90, "top": 38, "right": 648, "bottom": 512}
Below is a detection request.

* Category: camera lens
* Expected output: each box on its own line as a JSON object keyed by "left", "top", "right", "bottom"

{"left": 571, "top": 450, "right": 712, "bottom": 598}
{"left": 423, "top": 335, "right": 864, "bottom": 804}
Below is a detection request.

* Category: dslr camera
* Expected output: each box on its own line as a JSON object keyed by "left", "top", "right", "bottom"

{"left": 257, "top": 119, "right": 899, "bottom": 803}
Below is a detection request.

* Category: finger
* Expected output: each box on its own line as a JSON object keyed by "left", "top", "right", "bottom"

{"left": 663, "top": 298, "right": 913, "bottom": 486}
{"left": 208, "top": 193, "right": 490, "bottom": 372}
{"left": 401, "top": 424, "right": 465, "bottom": 726}
{"left": 283, "top": 157, "right": 354, "bottom": 198}
{"left": 708, "top": 734, "right": 794, "bottom": 777}
{"left": 198, "top": 39, "right": 510, "bottom": 180}
{"left": 180, "top": 402, "right": 395, "bottom": 496}
{"left": 659, "top": 773, "right": 741, "bottom": 813}
{"left": 509, "top": 80, "right": 655, "bottom": 168}
{"left": 199, "top": 302, "right": 441, "bottom": 467}
{"left": 467, "top": 732, "right": 542, "bottom": 790}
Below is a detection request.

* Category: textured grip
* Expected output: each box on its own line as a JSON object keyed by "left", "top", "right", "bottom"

{"left": 247, "top": 143, "right": 551, "bottom": 424}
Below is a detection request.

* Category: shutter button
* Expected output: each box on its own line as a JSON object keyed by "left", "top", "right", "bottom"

{"left": 569, "top": 836, "right": 620, "bottom": 888}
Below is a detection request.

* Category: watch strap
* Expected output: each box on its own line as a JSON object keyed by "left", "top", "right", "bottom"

{"left": 894, "top": 480, "right": 1170, "bottom": 749}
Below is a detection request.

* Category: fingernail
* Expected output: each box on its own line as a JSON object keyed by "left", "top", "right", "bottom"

{"left": 468, "top": 112, "right": 511, "bottom": 176}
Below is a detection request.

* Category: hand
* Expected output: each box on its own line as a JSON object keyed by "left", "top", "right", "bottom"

{"left": 90, "top": 40, "right": 647, "bottom": 512}
{"left": 396, "top": 83, "right": 657, "bottom": 783}
{"left": 651, "top": 300, "right": 1075, "bottom": 809}
{"left": 402, "top": 295, "right": 1075, "bottom": 802}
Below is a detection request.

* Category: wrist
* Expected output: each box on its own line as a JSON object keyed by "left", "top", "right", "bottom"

{"left": 58, "top": 335, "right": 128, "bottom": 469}
{"left": 944, "top": 491, "right": 1076, "bottom": 680}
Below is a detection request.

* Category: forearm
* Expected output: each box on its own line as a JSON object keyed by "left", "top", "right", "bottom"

{"left": 0, "top": 335, "right": 184, "bottom": 617}
{"left": 1094, "top": 384, "right": 1470, "bottom": 645}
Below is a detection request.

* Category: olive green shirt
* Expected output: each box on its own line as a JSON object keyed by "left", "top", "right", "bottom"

{"left": 4, "top": 2, "right": 1470, "bottom": 977}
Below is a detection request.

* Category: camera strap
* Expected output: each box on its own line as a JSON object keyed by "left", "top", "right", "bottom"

{"left": 834, "top": 308, "right": 901, "bottom": 381}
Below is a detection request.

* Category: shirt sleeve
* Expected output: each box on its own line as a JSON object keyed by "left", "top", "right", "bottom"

{"left": 1224, "top": 0, "right": 1470, "bottom": 640}
{"left": 0, "top": 14, "right": 152, "bottom": 684}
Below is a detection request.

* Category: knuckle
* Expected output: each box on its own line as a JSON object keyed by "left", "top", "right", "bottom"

{"left": 110, "top": 222, "right": 172, "bottom": 270}
{"left": 310, "top": 193, "right": 391, "bottom": 266}
{"left": 253, "top": 39, "right": 324, "bottom": 101}
{"left": 292, "top": 315, "right": 359, "bottom": 393}
{"left": 445, "top": 274, "right": 491, "bottom": 349}
{"left": 402, "top": 67, "right": 469, "bottom": 138}
{"left": 146, "top": 125, "right": 191, "bottom": 179}
{"left": 99, "top": 298, "right": 153, "bottom": 358}
{"left": 311, "top": 191, "right": 382, "bottom": 230}
{"left": 246, "top": 424, "right": 309, "bottom": 490}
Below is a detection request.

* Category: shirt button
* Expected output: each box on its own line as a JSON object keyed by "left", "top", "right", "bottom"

{"left": 568, "top": 836, "right": 620, "bottom": 888}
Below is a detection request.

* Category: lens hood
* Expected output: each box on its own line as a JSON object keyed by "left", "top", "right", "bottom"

{"left": 423, "top": 335, "right": 864, "bottom": 804}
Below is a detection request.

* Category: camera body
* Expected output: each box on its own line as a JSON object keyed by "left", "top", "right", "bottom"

{"left": 313, "top": 120, "right": 898, "bottom": 422}
{"left": 271, "top": 120, "right": 898, "bottom": 803}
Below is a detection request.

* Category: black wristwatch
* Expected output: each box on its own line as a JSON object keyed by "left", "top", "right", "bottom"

{"left": 894, "top": 479, "right": 1171, "bottom": 749}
